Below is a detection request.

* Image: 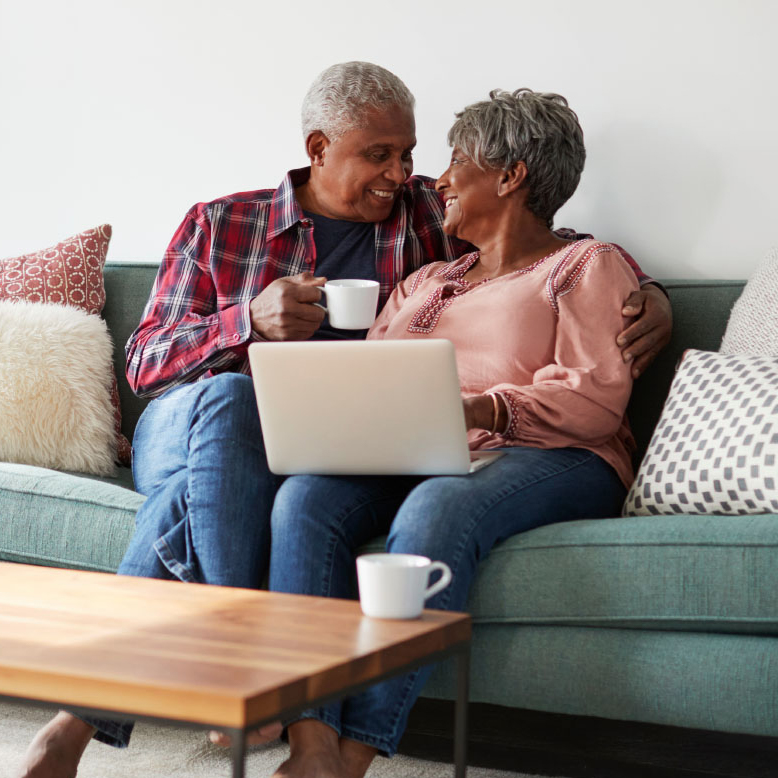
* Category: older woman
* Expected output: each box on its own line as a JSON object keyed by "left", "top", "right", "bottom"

{"left": 267, "top": 89, "right": 639, "bottom": 778}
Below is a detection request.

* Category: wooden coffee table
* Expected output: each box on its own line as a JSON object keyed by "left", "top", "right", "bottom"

{"left": 0, "top": 562, "right": 471, "bottom": 777}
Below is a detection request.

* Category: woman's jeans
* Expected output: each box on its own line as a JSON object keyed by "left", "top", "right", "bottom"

{"left": 85, "top": 373, "right": 280, "bottom": 747}
{"left": 269, "top": 445, "right": 626, "bottom": 756}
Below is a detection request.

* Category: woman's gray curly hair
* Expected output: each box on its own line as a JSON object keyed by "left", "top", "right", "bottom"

{"left": 301, "top": 62, "right": 415, "bottom": 142}
{"left": 447, "top": 88, "right": 586, "bottom": 228}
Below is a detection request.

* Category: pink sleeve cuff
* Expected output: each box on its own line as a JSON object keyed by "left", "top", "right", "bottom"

{"left": 500, "top": 391, "right": 523, "bottom": 440}
{"left": 489, "top": 390, "right": 517, "bottom": 438}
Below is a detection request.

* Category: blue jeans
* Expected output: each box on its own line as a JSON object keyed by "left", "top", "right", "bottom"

{"left": 268, "top": 446, "right": 626, "bottom": 756}
{"left": 86, "top": 373, "right": 280, "bottom": 747}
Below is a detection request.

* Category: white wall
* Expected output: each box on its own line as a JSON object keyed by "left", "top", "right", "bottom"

{"left": 1, "top": 0, "right": 776, "bottom": 279}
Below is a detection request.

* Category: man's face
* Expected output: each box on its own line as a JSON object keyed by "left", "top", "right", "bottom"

{"left": 312, "top": 108, "right": 416, "bottom": 222}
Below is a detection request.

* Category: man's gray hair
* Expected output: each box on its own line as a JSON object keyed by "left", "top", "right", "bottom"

{"left": 447, "top": 89, "right": 586, "bottom": 228}
{"left": 301, "top": 61, "right": 415, "bottom": 141}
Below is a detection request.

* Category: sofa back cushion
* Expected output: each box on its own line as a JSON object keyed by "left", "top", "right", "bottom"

{"left": 627, "top": 280, "right": 744, "bottom": 463}
{"left": 102, "top": 263, "right": 159, "bottom": 442}
{"left": 103, "top": 265, "right": 746, "bottom": 457}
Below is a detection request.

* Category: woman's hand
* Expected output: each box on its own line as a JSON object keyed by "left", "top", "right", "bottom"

{"left": 617, "top": 284, "right": 673, "bottom": 378}
{"left": 463, "top": 394, "right": 508, "bottom": 433}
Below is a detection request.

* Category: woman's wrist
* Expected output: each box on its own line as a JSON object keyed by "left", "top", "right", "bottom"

{"left": 463, "top": 392, "right": 510, "bottom": 434}
{"left": 485, "top": 391, "right": 509, "bottom": 435}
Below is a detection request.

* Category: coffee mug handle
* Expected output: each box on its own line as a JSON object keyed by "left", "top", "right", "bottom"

{"left": 313, "top": 287, "right": 328, "bottom": 313}
{"left": 423, "top": 561, "right": 452, "bottom": 602}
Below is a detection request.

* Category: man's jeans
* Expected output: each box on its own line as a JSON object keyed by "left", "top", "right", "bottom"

{"left": 86, "top": 373, "right": 279, "bottom": 747}
{"left": 269, "top": 446, "right": 626, "bottom": 756}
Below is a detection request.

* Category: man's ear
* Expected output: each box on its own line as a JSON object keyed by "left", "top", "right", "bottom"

{"left": 305, "top": 131, "right": 330, "bottom": 166}
{"left": 497, "top": 160, "right": 528, "bottom": 197}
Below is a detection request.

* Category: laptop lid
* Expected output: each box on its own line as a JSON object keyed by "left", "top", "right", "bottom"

{"left": 248, "top": 339, "right": 475, "bottom": 475}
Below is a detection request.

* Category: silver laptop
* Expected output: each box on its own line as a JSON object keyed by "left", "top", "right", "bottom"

{"left": 248, "top": 339, "right": 503, "bottom": 476}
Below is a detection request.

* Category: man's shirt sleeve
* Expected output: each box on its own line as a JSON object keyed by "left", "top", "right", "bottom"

{"left": 125, "top": 206, "right": 254, "bottom": 398}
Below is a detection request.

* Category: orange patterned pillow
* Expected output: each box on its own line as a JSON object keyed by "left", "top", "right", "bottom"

{"left": 0, "top": 225, "right": 132, "bottom": 466}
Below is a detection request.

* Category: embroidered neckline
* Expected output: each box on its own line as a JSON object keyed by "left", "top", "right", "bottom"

{"left": 435, "top": 241, "right": 582, "bottom": 284}
{"left": 408, "top": 241, "right": 586, "bottom": 334}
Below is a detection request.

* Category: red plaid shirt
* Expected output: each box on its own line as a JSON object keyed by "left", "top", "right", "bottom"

{"left": 126, "top": 167, "right": 651, "bottom": 398}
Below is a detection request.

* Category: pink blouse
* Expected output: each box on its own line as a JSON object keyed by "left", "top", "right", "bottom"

{"left": 367, "top": 239, "right": 640, "bottom": 488}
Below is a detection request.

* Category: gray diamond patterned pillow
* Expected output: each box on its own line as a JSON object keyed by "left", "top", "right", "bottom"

{"left": 623, "top": 350, "right": 778, "bottom": 516}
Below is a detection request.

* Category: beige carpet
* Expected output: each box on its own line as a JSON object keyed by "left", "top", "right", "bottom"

{"left": 0, "top": 700, "right": 554, "bottom": 778}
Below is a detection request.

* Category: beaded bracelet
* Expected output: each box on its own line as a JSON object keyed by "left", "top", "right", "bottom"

{"left": 488, "top": 392, "right": 500, "bottom": 435}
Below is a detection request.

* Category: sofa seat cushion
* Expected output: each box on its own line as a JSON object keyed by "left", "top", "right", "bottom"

{"left": 362, "top": 513, "right": 778, "bottom": 634}
{"left": 0, "top": 463, "right": 143, "bottom": 572}
{"left": 463, "top": 514, "right": 778, "bottom": 634}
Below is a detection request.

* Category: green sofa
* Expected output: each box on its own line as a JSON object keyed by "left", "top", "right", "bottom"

{"left": 1, "top": 264, "right": 776, "bottom": 745}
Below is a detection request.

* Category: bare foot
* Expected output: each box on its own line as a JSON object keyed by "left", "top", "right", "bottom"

{"left": 270, "top": 720, "right": 376, "bottom": 778}
{"left": 15, "top": 711, "right": 96, "bottom": 778}
{"left": 340, "top": 736, "right": 378, "bottom": 778}
{"left": 208, "top": 720, "right": 283, "bottom": 748}
{"left": 271, "top": 748, "right": 344, "bottom": 778}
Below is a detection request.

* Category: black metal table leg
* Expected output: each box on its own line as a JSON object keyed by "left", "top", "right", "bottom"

{"left": 230, "top": 728, "right": 247, "bottom": 778}
{"left": 454, "top": 644, "right": 470, "bottom": 777}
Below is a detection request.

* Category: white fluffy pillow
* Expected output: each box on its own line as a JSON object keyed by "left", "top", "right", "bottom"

{"left": 720, "top": 246, "right": 778, "bottom": 355}
{"left": 0, "top": 300, "right": 116, "bottom": 475}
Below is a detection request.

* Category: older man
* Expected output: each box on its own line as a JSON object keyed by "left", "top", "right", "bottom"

{"left": 19, "top": 61, "right": 671, "bottom": 778}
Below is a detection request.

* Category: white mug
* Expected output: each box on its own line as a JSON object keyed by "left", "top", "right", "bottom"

{"left": 315, "top": 279, "right": 380, "bottom": 330}
{"left": 356, "top": 553, "right": 453, "bottom": 619}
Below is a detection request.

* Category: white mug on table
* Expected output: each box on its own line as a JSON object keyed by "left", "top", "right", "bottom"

{"left": 356, "top": 553, "right": 453, "bottom": 619}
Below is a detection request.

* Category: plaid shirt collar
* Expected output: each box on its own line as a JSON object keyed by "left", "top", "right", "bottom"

{"left": 266, "top": 167, "right": 310, "bottom": 240}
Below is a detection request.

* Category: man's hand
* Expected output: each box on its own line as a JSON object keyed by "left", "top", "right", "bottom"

{"left": 617, "top": 284, "right": 673, "bottom": 378}
{"left": 250, "top": 273, "right": 326, "bottom": 341}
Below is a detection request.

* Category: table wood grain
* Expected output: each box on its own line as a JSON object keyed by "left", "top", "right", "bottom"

{"left": 0, "top": 563, "right": 470, "bottom": 729}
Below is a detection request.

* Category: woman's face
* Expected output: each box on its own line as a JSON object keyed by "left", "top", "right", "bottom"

{"left": 435, "top": 148, "right": 504, "bottom": 243}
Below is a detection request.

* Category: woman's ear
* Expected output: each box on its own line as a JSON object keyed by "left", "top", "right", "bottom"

{"left": 305, "top": 131, "right": 330, "bottom": 166}
{"left": 497, "top": 161, "right": 528, "bottom": 197}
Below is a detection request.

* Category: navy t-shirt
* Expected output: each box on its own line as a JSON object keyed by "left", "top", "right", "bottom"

{"left": 305, "top": 211, "right": 377, "bottom": 341}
